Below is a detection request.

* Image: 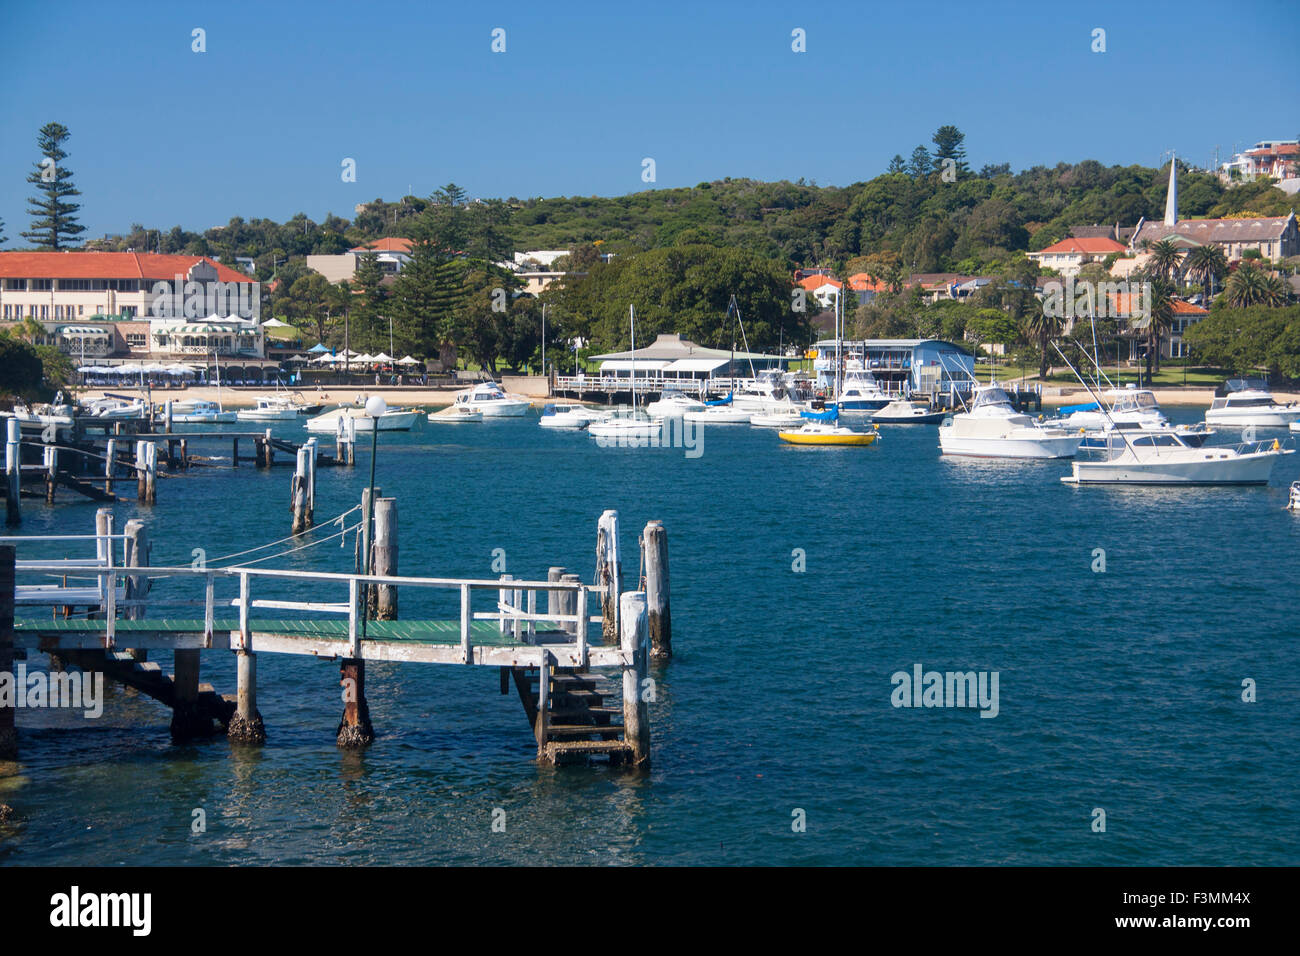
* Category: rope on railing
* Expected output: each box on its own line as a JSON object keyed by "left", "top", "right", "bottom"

{"left": 199, "top": 504, "right": 362, "bottom": 566}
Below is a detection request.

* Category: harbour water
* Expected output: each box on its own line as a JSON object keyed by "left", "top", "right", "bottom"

{"left": 2, "top": 409, "right": 1298, "bottom": 865}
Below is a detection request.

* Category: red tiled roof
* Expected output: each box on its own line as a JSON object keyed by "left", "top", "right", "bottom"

{"left": 0, "top": 251, "right": 253, "bottom": 284}
{"left": 798, "top": 274, "right": 842, "bottom": 290}
{"left": 1033, "top": 237, "right": 1127, "bottom": 255}
{"left": 350, "top": 237, "right": 413, "bottom": 253}
{"left": 1110, "top": 292, "right": 1208, "bottom": 315}
{"left": 848, "top": 273, "right": 888, "bottom": 292}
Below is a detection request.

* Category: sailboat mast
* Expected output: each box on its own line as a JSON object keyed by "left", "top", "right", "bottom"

{"left": 630, "top": 304, "right": 636, "bottom": 410}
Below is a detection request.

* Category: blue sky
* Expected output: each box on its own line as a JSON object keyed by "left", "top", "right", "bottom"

{"left": 2, "top": 0, "right": 1297, "bottom": 241}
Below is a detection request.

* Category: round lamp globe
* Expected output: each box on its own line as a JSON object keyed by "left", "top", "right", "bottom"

{"left": 365, "top": 396, "right": 388, "bottom": 418}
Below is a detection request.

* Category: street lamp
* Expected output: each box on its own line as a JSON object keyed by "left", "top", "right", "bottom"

{"left": 361, "top": 395, "right": 387, "bottom": 641}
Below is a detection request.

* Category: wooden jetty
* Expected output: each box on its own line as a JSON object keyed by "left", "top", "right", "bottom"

{"left": 0, "top": 504, "right": 671, "bottom": 769}
{"left": 1, "top": 415, "right": 354, "bottom": 525}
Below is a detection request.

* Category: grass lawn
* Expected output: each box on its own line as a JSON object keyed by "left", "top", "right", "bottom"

{"left": 1041, "top": 366, "right": 1228, "bottom": 387}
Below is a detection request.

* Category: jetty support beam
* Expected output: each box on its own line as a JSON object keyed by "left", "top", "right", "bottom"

{"left": 227, "top": 650, "right": 266, "bottom": 743}
{"left": 169, "top": 649, "right": 214, "bottom": 742}
{"left": 336, "top": 660, "right": 374, "bottom": 748}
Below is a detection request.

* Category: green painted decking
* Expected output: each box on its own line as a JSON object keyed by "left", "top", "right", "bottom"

{"left": 13, "top": 617, "right": 556, "bottom": 648}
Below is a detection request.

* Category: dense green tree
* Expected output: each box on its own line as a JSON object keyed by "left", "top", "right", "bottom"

{"left": 908, "top": 145, "right": 933, "bottom": 178}
{"left": 1185, "top": 245, "right": 1228, "bottom": 303}
{"left": 1185, "top": 304, "right": 1300, "bottom": 379}
{"left": 23, "top": 122, "right": 85, "bottom": 250}
{"left": 1223, "top": 262, "right": 1285, "bottom": 308}
{"left": 351, "top": 252, "right": 389, "bottom": 353}
{"left": 931, "top": 125, "right": 969, "bottom": 177}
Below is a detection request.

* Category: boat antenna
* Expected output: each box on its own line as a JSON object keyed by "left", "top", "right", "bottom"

{"left": 1051, "top": 338, "right": 1136, "bottom": 456}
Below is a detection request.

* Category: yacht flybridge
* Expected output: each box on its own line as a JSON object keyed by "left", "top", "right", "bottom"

{"left": 939, "top": 385, "right": 1083, "bottom": 459}
{"left": 1056, "top": 387, "right": 1214, "bottom": 448}
{"left": 1204, "top": 379, "right": 1300, "bottom": 428}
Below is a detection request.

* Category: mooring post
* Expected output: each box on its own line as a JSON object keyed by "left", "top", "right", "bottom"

{"left": 123, "top": 519, "right": 150, "bottom": 622}
{"left": 369, "top": 497, "right": 398, "bottom": 620}
{"left": 104, "top": 437, "right": 116, "bottom": 493}
{"left": 643, "top": 520, "right": 672, "bottom": 660}
{"left": 345, "top": 414, "right": 356, "bottom": 466}
{"left": 596, "top": 510, "right": 621, "bottom": 645}
{"left": 535, "top": 649, "right": 551, "bottom": 765}
{"left": 144, "top": 442, "right": 157, "bottom": 504}
{"left": 94, "top": 506, "right": 114, "bottom": 619}
{"left": 44, "top": 445, "right": 57, "bottom": 504}
{"left": 560, "top": 573, "right": 581, "bottom": 637}
{"left": 337, "top": 659, "right": 374, "bottom": 747}
{"left": 228, "top": 650, "right": 266, "bottom": 743}
{"left": 0, "top": 545, "right": 16, "bottom": 759}
{"left": 164, "top": 400, "right": 173, "bottom": 434}
{"left": 4, "top": 419, "right": 20, "bottom": 527}
{"left": 264, "top": 428, "right": 274, "bottom": 467}
{"left": 546, "top": 566, "right": 567, "bottom": 627}
{"left": 305, "top": 438, "right": 317, "bottom": 517}
{"left": 290, "top": 447, "right": 312, "bottom": 534}
{"left": 135, "top": 441, "right": 146, "bottom": 502}
{"left": 619, "top": 591, "right": 651, "bottom": 769}
{"left": 335, "top": 417, "right": 345, "bottom": 463}
{"left": 179, "top": 438, "right": 188, "bottom": 470}
{"left": 232, "top": 436, "right": 239, "bottom": 468}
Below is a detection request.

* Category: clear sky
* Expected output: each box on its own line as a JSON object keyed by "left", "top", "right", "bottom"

{"left": 2, "top": 0, "right": 1297, "bottom": 242}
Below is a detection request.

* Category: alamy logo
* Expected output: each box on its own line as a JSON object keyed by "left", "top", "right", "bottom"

{"left": 50, "top": 886, "right": 151, "bottom": 936}
{"left": 149, "top": 274, "right": 259, "bottom": 319}
{"left": 890, "top": 663, "right": 1000, "bottom": 718}
{"left": 0, "top": 665, "right": 103, "bottom": 718}
{"left": 592, "top": 418, "right": 703, "bottom": 458}
{"left": 1041, "top": 278, "right": 1150, "bottom": 328}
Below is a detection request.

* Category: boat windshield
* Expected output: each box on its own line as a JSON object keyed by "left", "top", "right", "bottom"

{"left": 972, "top": 387, "right": 1013, "bottom": 410}
{"left": 1226, "top": 394, "right": 1275, "bottom": 407}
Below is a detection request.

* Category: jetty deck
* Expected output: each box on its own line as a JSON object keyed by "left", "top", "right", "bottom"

{"left": 1, "top": 508, "right": 668, "bottom": 767}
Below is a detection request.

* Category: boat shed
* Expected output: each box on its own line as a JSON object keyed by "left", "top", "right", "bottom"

{"left": 592, "top": 333, "right": 786, "bottom": 383}
{"left": 813, "top": 338, "right": 976, "bottom": 396}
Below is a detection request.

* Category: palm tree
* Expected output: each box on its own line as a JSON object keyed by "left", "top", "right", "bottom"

{"left": 1142, "top": 277, "right": 1175, "bottom": 381}
{"left": 1184, "top": 245, "right": 1228, "bottom": 303}
{"left": 1146, "top": 239, "right": 1183, "bottom": 284}
{"left": 1024, "top": 305, "right": 1063, "bottom": 379}
{"left": 1224, "top": 263, "right": 1285, "bottom": 307}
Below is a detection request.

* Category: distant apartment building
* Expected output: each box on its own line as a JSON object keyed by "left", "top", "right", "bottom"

{"left": 306, "top": 237, "right": 414, "bottom": 283}
{"left": 1220, "top": 140, "right": 1300, "bottom": 182}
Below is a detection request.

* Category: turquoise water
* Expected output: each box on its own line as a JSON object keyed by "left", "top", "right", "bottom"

{"left": 2, "top": 409, "right": 1298, "bottom": 865}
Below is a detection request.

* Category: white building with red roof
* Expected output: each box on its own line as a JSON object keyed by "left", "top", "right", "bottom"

{"left": 1026, "top": 236, "right": 1127, "bottom": 277}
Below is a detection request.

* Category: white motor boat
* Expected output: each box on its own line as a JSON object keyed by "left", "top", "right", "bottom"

{"left": 428, "top": 405, "right": 483, "bottom": 424}
{"left": 939, "top": 385, "right": 1083, "bottom": 458}
{"left": 683, "top": 404, "right": 752, "bottom": 424}
{"left": 81, "top": 397, "right": 148, "bottom": 420}
{"left": 304, "top": 404, "right": 420, "bottom": 433}
{"left": 646, "top": 390, "right": 706, "bottom": 418}
{"left": 1063, "top": 432, "right": 1293, "bottom": 485}
{"left": 170, "top": 400, "right": 237, "bottom": 424}
{"left": 236, "top": 395, "right": 301, "bottom": 422}
{"left": 836, "top": 368, "right": 891, "bottom": 412}
{"left": 1205, "top": 379, "right": 1300, "bottom": 428}
{"left": 1057, "top": 387, "right": 1214, "bottom": 447}
{"left": 749, "top": 409, "right": 807, "bottom": 428}
{"left": 538, "top": 403, "right": 602, "bottom": 429}
{"left": 587, "top": 409, "right": 663, "bottom": 441}
{"left": 870, "top": 399, "right": 948, "bottom": 424}
{"left": 453, "top": 381, "right": 531, "bottom": 417}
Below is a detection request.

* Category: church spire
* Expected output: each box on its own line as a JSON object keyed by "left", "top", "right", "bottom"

{"left": 1163, "top": 153, "right": 1178, "bottom": 226}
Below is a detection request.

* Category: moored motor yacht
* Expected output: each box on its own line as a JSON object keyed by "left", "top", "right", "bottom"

{"left": 646, "top": 389, "right": 706, "bottom": 418}
{"left": 236, "top": 395, "right": 301, "bottom": 422}
{"left": 453, "top": 381, "right": 531, "bottom": 417}
{"left": 304, "top": 403, "right": 420, "bottom": 433}
{"left": 835, "top": 367, "right": 891, "bottom": 412}
{"left": 939, "top": 385, "right": 1082, "bottom": 458}
{"left": 587, "top": 408, "right": 663, "bottom": 441}
{"left": 169, "top": 400, "right": 237, "bottom": 424}
{"left": 1063, "top": 432, "right": 1293, "bottom": 485}
{"left": 870, "top": 399, "right": 948, "bottom": 424}
{"left": 538, "top": 403, "right": 602, "bottom": 429}
{"left": 1204, "top": 379, "right": 1300, "bottom": 428}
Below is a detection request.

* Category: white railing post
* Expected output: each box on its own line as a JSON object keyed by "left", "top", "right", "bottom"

{"left": 460, "top": 583, "right": 471, "bottom": 663}
{"left": 577, "top": 585, "right": 588, "bottom": 668}
{"left": 348, "top": 577, "right": 360, "bottom": 657}
{"left": 526, "top": 588, "right": 536, "bottom": 642}
{"left": 105, "top": 569, "right": 117, "bottom": 646}
{"left": 204, "top": 571, "right": 215, "bottom": 646}
{"left": 238, "top": 571, "right": 250, "bottom": 650}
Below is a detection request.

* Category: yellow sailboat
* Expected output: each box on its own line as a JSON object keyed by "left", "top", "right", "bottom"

{"left": 778, "top": 419, "right": 879, "bottom": 446}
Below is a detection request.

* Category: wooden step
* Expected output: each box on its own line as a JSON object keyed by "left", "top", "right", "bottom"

{"left": 547, "top": 724, "right": 625, "bottom": 738}
{"left": 548, "top": 706, "right": 621, "bottom": 720}
{"left": 546, "top": 739, "right": 632, "bottom": 755}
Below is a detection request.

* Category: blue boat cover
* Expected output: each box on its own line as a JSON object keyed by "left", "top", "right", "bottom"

{"left": 705, "top": 391, "right": 734, "bottom": 407}
{"left": 1059, "top": 401, "right": 1099, "bottom": 415}
{"left": 801, "top": 404, "right": 838, "bottom": 421}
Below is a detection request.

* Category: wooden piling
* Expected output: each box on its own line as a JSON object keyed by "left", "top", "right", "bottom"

{"left": 560, "top": 573, "right": 581, "bottom": 637}
{"left": 619, "top": 591, "right": 651, "bottom": 769}
{"left": 262, "top": 428, "right": 274, "bottom": 468}
{"left": 44, "top": 445, "right": 57, "bottom": 504}
{"left": 0, "top": 545, "right": 16, "bottom": 759}
{"left": 535, "top": 651, "right": 551, "bottom": 764}
{"left": 596, "top": 509, "right": 621, "bottom": 645}
{"left": 169, "top": 648, "right": 212, "bottom": 741}
{"left": 4, "top": 419, "right": 20, "bottom": 527}
{"left": 369, "top": 497, "right": 398, "bottom": 620}
{"left": 642, "top": 520, "right": 672, "bottom": 660}
{"left": 135, "top": 441, "right": 156, "bottom": 503}
{"left": 104, "top": 437, "right": 116, "bottom": 493}
{"left": 123, "top": 519, "right": 150, "bottom": 621}
{"left": 164, "top": 400, "right": 173, "bottom": 434}
{"left": 546, "top": 566, "right": 566, "bottom": 620}
{"left": 290, "top": 447, "right": 313, "bottom": 535}
{"left": 345, "top": 415, "right": 356, "bottom": 466}
{"left": 228, "top": 650, "right": 266, "bottom": 743}
{"left": 336, "top": 660, "right": 373, "bottom": 747}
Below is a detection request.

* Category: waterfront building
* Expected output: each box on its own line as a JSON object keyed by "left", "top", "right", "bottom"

{"left": 811, "top": 338, "right": 976, "bottom": 397}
